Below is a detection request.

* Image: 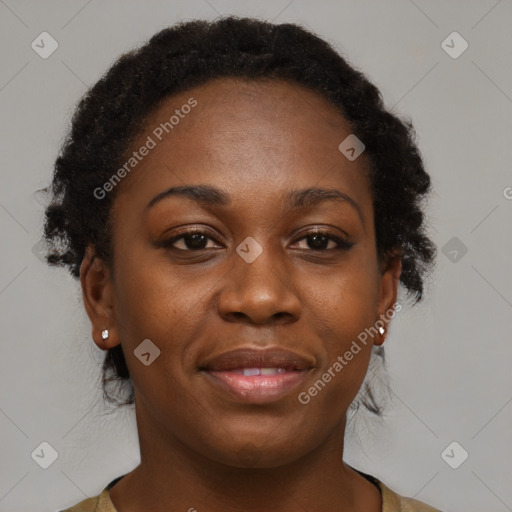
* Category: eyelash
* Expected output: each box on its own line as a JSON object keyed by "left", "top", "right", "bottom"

{"left": 160, "top": 228, "right": 354, "bottom": 252}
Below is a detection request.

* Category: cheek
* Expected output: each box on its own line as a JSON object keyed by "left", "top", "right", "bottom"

{"left": 302, "top": 295, "right": 375, "bottom": 418}
{"left": 113, "top": 248, "right": 199, "bottom": 335}
{"left": 300, "top": 260, "right": 380, "bottom": 399}
{"left": 112, "top": 250, "right": 217, "bottom": 379}
{"left": 305, "top": 253, "right": 380, "bottom": 339}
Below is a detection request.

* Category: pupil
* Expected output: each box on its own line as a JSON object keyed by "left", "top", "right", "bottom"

{"left": 308, "top": 233, "right": 328, "bottom": 250}
{"left": 186, "top": 233, "right": 207, "bottom": 249}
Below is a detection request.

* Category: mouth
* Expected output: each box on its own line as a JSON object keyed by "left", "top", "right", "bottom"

{"left": 198, "top": 347, "right": 314, "bottom": 404}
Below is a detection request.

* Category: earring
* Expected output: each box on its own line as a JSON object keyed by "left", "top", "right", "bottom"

{"left": 101, "top": 329, "right": 109, "bottom": 340}
{"left": 378, "top": 326, "right": 385, "bottom": 335}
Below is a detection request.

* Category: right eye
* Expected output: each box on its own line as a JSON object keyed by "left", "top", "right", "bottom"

{"left": 160, "top": 229, "right": 222, "bottom": 251}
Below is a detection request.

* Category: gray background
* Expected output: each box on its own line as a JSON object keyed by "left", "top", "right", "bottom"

{"left": 1, "top": 1, "right": 511, "bottom": 511}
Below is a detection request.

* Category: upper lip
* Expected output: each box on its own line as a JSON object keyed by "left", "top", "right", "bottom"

{"left": 199, "top": 347, "right": 314, "bottom": 372}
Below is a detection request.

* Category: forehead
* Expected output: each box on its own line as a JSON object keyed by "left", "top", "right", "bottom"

{"left": 114, "top": 77, "right": 372, "bottom": 213}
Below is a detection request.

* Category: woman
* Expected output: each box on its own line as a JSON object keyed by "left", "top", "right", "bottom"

{"left": 44, "top": 16, "right": 441, "bottom": 512}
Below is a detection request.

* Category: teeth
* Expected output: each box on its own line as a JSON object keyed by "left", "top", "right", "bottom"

{"left": 260, "top": 367, "right": 287, "bottom": 375}
{"left": 231, "top": 368, "right": 288, "bottom": 376}
{"left": 242, "top": 368, "right": 260, "bottom": 376}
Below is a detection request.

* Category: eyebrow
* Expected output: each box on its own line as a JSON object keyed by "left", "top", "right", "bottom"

{"left": 146, "top": 184, "right": 364, "bottom": 224}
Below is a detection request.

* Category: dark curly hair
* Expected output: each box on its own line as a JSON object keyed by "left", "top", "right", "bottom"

{"left": 41, "top": 16, "right": 436, "bottom": 412}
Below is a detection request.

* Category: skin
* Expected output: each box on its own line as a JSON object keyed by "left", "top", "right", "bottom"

{"left": 81, "top": 77, "right": 401, "bottom": 512}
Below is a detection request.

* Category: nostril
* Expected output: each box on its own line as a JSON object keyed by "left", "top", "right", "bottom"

{"left": 269, "top": 312, "right": 296, "bottom": 326}
{"left": 226, "top": 311, "right": 250, "bottom": 322}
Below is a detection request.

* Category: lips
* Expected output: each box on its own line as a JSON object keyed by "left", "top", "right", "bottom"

{"left": 199, "top": 347, "right": 314, "bottom": 372}
{"left": 198, "top": 347, "right": 314, "bottom": 404}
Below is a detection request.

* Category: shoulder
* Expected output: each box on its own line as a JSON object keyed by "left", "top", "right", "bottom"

{"left": 378, "top": 479, "right": 445, "bottom": 512}
{"left": 58, "top": 483, "right": 118, "bottom": 512}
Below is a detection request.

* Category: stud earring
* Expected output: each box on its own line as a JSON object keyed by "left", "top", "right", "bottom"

{"left": 101, "top": 329, "right": 109, "bottom": 340}
{"left": 378, "top": 326, "right": 385, "bottom": 335}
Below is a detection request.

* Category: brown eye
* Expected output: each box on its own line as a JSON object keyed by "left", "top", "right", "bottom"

{"left": 300, "top": 233, "right": 334, "bottom": 250}
{"left": 294, "top": 231, "right": 353, "bottom": 251}
{"left": 163, "top": 230, "right": 221, "bottom": 251}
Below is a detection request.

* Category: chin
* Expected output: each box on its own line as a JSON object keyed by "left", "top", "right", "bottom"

{"left": 203, "top": 436, "right": 307, "bottom": 470}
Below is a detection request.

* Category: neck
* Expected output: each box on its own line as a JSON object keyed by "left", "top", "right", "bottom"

{"left": 109, "top": 395, "right": 381, "bottom": 512}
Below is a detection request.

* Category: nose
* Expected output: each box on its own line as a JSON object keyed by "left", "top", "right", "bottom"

{"left": 216, "top": 243, "right": 301, "bottom": 326}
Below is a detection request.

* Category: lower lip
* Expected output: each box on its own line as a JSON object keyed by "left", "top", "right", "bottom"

{"left": 202, "top": 369, "right": 310, "bottom": 404}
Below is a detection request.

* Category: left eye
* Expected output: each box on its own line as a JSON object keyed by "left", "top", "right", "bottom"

{"left": 293, "top": 232, "right": 352, "bottom": 251}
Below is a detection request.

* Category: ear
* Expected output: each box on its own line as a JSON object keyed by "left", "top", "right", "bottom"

{"left": 374, "top": 251, "right": 402, "bottom": 346}
{"left": 80, "top": 245, "right": 119, "bottom": 351}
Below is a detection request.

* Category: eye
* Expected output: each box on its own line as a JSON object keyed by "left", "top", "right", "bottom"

{"left": 293, "top": 230, "right": 353, "bottom": 251}
{"left": 163, "top": 229, "right": 221, "bottom": 251}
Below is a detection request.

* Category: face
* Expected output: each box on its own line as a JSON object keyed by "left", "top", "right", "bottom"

{"left": 81, "top": 77, "right": 400, "bottom": 468}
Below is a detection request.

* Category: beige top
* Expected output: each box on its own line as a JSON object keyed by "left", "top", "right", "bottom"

{"left": 59, "top": 474, "right": 444, "bottom": 512}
